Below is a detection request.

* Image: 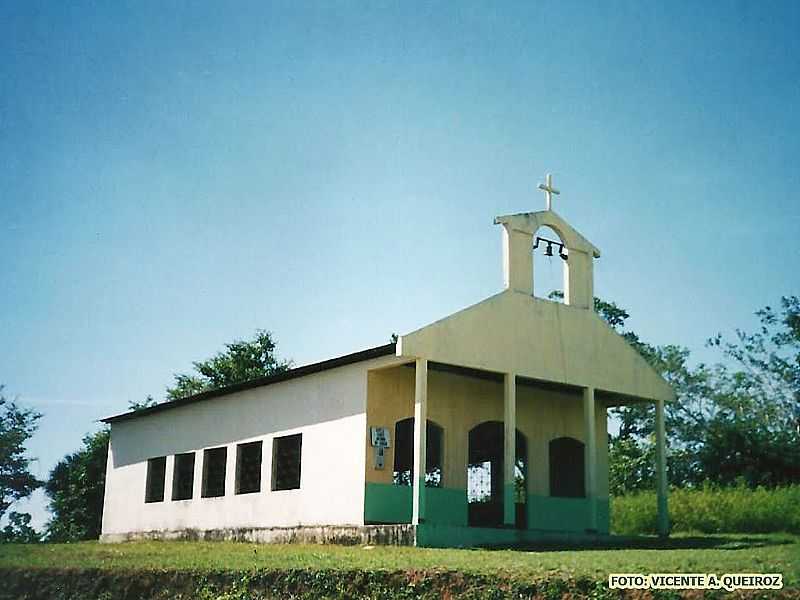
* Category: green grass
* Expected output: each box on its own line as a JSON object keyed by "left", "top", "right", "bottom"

{"left": 612, "top": 485, "right": 800, "bottom": 535}
{"left": 2, "top": 534, "right": 799, "bottom": 587}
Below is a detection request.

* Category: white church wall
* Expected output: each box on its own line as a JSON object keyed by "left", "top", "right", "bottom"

{"left": 102, "top": 355, "right": 398, "bottom": 536}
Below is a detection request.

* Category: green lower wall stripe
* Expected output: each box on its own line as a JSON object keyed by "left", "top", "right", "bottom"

{"left": 527, "top": 496, "right": 610, "bottom": 534}
{"left": 426, "top": 486, "right": 468, "bottom": 526}
{"left": 416, "top": 522, "right": 613, "bottom": 548}
{"left": 503, "top": 484, "right": 515, "bottom": 524}
{"left": 364, "top": 483, "right": 411, "bottom": 524}
{"left": 364, "top": 483, "right": 469, "bottom": 526}
{"left": 365, "top": 483, "right": 609, "bottom": 535}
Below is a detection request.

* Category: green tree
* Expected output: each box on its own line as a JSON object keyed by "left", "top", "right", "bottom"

{"left": 602, "top": 294, "right": 800, "bottom": 491}
{"left": 697, "top": 295, "right": 800, "bottom": 486}
{"left": 0, "top": 386, "right": 42, "bottom": 524}
{"left": 44, "top": 429, "right": 109, "bottom": 541}
{"left": 166, "top": 330, "right": 292, "bottom": 401}
{"left": 552, "top": 290, "right": 800, "bottom": 491}
{"left": 0, "top": 511, "right": 40, "bottom": 543}
{"left": 709, "top": 296, "right": 799, "bottom": 433}
{"left": 128, "top": 395, "right": 158, "bottom": 412}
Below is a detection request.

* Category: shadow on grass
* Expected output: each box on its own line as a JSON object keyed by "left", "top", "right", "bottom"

{"left": 478, "top": 533, "right": 796, "bottom": 553}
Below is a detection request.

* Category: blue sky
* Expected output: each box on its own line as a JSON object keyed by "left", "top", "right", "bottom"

{"left": 2, "top": 1, "right": 799, "bottom": 528}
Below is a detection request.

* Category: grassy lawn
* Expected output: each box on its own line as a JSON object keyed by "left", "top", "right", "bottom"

{"left": 2, "top": 534, "right": 799, "bottom": 588}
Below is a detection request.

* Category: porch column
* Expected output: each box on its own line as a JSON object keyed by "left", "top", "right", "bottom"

{"left": 655, "top": 398, "right": 670, "bottom": 537}
{"left": 412, "top": 358, "right": 428, "bottom": 525}
{"left": 503, "top": 372, "right": 517, "bottom": 527}
{"left": 583, "top": 386, "right": 597, "bottom": 532}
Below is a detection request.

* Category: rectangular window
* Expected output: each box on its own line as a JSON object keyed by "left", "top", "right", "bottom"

{"left": 236, "top": 441, "right": 263, "bottom": 494}
{"left": 171, "top": 452, "right": 195, "bottom": 501}
{"left": 145, "top": 456, "right": 166, "bottom": 503}
{"left": 272, "top": 434, "right": 302, "bottom": 491}
{"left": 201, "top": 446, "right": 227, "bottom": 498}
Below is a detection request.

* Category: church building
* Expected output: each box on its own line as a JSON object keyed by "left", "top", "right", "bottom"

{"left": 101, "top": 178, "right": 673, "bottom": 547}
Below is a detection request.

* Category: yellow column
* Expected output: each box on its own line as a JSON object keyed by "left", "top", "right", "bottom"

{"left": 412, "top": 358, "right": 428, "bottom": 525}
{"left": 503, "top": 372, "right": 517, "bottom": 527}
{"left": 655, "top": 398, "right": 670, "bottom": 537}
{"left": 583, "top": 387, "right": 597, "bottom": 531}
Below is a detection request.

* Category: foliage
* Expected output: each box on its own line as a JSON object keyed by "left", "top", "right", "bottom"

{"left": 0, "top": 385, "right": 42, "bottom": 522}
{"left": 578, "top": 290, "right": 800, "bottom": 493}
{"left": 612, "top": 483, "right": 800, "bottom": 536}
{"left": 710, "top": 295, "right": 800, "bottom": 417}
{"left": 128, "top": 395, "right": 158, "bottom": 412}
{"left": 0, "top": 511, "right": 40, "bottom": 543}
{"left": 166, "top": 330, "right": 292, "bottom": 401}
{"left": 608, "top": 437, "right": 655, "bottom": 496}
{"left": 700, "top": 295, "right": 800, "bottom": 487}
{"left": 44, "top": 429, "right": 109, "bottom": 541}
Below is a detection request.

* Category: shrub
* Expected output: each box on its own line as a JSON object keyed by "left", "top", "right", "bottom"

{"left": 611, "top": 483, "right": 800, "bottom": 535}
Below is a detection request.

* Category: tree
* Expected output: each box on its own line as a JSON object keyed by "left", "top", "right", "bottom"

{"left": 166, "top": 330, "right": 292, "bottom": 401}
{"left": 608, "top": 436, "right": 655, "bottom": 496}
{"left": 128, "top": 395, "right": 158, "bottom": 412}
{"left": 44, "top": 429, "right": 109, "bottom": 541}
{"left": 697, "top": 295, "right": 800, "bottom": 487}
{"left": 709, "top": 296, "right": 799, "bottom": 434}
{"left": 552, "top": 290, "right": 800, "bottom": 491}
{"left": 0, "top": 511, "right": 40, "bottom": 543}
{"left": 598, "top": 293, "right": 800, "bottom": 491}
{"left": 0, "top": 386, "right": 42, "bottom": 523}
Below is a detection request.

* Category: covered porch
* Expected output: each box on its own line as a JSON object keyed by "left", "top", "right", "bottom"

{"left": 363, "top": 358, "right": 669, "bottom": 547}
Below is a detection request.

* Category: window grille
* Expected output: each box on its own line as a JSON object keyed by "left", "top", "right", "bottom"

{"left": 236, "top": 441, "right": 263, "bottom": 494}
{"left": 145, "top": 456, "right": 166, "bottom": 503}
{"left": 272, "top": 434, "right": 302, "bottom": 491}
{"left": 172, "top": 452, "right": 195, "bottom": 501}
{"left": 202, "top": 447, "right": 227, "bottom": 498}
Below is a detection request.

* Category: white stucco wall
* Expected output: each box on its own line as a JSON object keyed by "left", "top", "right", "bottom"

{"left": 102, "top": 356, "right": 398, "bottom": 536}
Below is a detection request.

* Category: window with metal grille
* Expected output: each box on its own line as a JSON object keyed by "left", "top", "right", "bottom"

{"left": 236, "top": 441, "right": 263, "bottom": 494}
{"left": 171, "top": 452, "right": 195, "bottom": 501}
{"left": 201, "top": 447, "right": 227, "bottom": 498}
{"left": 145, "top": 456, "right": 166, "bottom": 503}
{"left": 272, "top": 434, "right": 301, "bottom": 491}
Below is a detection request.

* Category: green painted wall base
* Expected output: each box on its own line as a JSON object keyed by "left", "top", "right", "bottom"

{"left": 415, "top": 523, "right": 615, "bottom": 548}
{"left": 364, "top": 483, "right": 412, "bottom": 524}
{"left": 365, "top": 483, "right": 468, "bottom": 525}
{"left": 527, "top": 495, "right": 610, "bottom": 534}
{"left": 426, "top": 486, "right": 468, "bottom": 525}
{"left": 365, "top": 483, "right": 610, "bottom": 542}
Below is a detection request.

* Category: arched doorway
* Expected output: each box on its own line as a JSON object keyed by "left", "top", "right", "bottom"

{"left": 467, "top": 421, "right": 527, "bottom": 528}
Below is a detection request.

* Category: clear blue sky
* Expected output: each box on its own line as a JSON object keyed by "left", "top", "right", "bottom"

{"left": 2, "top": 2, "right": 799, "bottom": 528}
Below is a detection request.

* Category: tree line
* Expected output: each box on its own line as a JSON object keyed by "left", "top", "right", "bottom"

{"left": 1, "top": 297, "right": 798, "bottom": 541}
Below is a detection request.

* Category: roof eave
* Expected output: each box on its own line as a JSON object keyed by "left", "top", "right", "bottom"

{"left": 101, "top": 342, "right": 396, "bottom": 424}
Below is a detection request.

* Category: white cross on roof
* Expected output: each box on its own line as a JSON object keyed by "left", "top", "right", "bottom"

{"left": 538, "top": 173, "right": 560, "bottom": 211}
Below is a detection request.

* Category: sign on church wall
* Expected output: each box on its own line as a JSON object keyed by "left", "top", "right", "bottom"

{"left": 370, "top": 426, "right": 391, "bottom": 469}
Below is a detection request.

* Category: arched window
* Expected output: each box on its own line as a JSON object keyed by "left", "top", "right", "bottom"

{"left": 392, "top": 418, "right": 443, "bottom": 487}
{"left": 549, "top": 437, "right": 585, "bottom": 498}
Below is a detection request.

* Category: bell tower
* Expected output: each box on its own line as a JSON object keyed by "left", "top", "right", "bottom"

{"left": 494, "top": 175, "right": 600, "bottom": 309}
